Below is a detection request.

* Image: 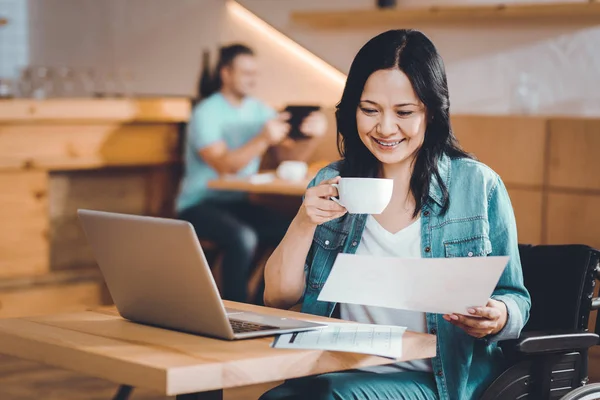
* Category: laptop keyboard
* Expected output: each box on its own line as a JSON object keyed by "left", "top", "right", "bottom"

{"left": 229, "top": 319, "right": 279, "bottom": 333}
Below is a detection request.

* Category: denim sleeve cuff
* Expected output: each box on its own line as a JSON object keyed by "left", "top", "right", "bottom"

{"left": 487, "top": 295, "right": 525, "bottom": 342}
{"left": 300, "top": 263, "right": 310, "bottom": 302}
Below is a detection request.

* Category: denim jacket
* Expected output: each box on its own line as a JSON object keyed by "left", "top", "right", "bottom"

{"left": 300, "top": 155, "right": 531, "bottom": 400}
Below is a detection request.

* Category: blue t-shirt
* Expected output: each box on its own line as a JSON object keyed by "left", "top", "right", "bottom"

{"left": 176, "top": 92, "right": 276, "bottom": 212}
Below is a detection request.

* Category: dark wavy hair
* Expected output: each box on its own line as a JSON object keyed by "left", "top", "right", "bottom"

{"left": 336, "top": 29, "right": 472, "bottom": 216}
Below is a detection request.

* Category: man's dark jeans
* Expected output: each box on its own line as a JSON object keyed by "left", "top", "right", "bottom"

{"left": 179, "top": 200, "right": 292, "bottom": 304}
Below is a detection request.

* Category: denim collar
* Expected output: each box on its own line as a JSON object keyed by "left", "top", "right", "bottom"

{"left": 428, "top": 153, "right": 451, "bottom": 208}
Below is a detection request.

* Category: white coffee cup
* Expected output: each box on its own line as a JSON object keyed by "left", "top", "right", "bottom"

{"left": 276, "top": 161, "right": 308, "bottom": 182}
{"left": 331, "top": 178, "right": 393, "bottom": 214}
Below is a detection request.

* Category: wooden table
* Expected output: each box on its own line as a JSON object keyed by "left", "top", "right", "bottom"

{"left": 0, "top": 301, "right": 436, "bottom": 399}
{"left": 207, "top": 175, "right": 310, "bottom": 196}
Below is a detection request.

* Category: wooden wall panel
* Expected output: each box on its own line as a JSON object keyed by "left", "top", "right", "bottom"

{"left": 548, "top": 118, "right": 600, "bottom": 190}
{"left": 452, "top": 115, "right": 547, "bottom": 187}
{"left": 546, "top": 192, "right": 600, "bottom": 249}
{"left": 145, "top": 164, "right": 182, "bottom": 218}
{"left": 506, "top": 187, "right": 544, "bottom": 245}
{"left": 49, "top": 169, "right": 150, "bottom": 271}
{"left": 0, "top": 171, "right": 49, "bottom": 279}
{"left": 0, "top": 123, "right": 179, "bottom": 170}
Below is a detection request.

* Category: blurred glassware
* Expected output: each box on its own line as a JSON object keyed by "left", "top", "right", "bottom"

{"left": 12, "top": 66, "right": 135, "bottom": 98}
{"left": 16, "top": 67, "right": 34, "bottom": 98}
{"left": 512, "top": 72, "right": 540, "bottom": 114}
{"left": 66, "top": 68, "right": 88, "bottom": 97}
{"left": 79, "top": 68, "right": 98, "bottom": 97}
{"left": 120, "top": 69, "right": 135, "bottom": 98}
{"left": 0, "top": 78, "right": 14, "bottom": 99}
{"left": 112, "top": 68, "right": 134, "bottom": 97}
{"left": 103, "top": 71, "right": 118, "bottom": 97}
{"left": 31, "top": 66, "right": 55, "bottom": 99}
{"left": 55, "top": 67, "right": 78, "bottom": 97}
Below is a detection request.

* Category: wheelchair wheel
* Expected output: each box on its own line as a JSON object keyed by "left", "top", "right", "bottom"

{"left": 561, "top": 383, "right": 600, "bottom": 400}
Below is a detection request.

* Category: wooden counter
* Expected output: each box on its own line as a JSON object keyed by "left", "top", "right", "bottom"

{"left": 0, "top": 99, "right": 189, "bottom": 171}
{"left": 0, "top": 98, "right": 190, "bottom": 318}
{"left": 0, "top": 98, "right": 189, "bottom": 123}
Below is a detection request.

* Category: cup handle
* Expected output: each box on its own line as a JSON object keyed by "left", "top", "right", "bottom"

{"left": 330, "top": 183, "right": 343, "bottom": 207}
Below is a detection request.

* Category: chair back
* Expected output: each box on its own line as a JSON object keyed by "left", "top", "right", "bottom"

{"left": 518, "top": 244, "right": 600, "bottom": 333}
{"left": 481, "top": 244, "right": 600, "bottom": 400}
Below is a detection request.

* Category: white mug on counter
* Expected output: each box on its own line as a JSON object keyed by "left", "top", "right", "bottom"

{"left": 331, "top": 178, "right": 393, "bottom": 214}
{"left": 276, "top": 161, "right": 308, "bottom": 182}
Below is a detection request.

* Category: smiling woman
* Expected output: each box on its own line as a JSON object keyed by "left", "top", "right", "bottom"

{"left": 262, "top": 29, "right": 530, "bottom": 400}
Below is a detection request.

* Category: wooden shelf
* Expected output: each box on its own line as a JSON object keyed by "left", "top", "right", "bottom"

{"left": 291, "top": 2, "right": 600, "bottom": 28}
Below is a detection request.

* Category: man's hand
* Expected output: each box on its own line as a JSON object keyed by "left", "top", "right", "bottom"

{"left": 299, "top": 111, "right": 327, "bottom": 138}
{"left": 262, "top": 112, "right": 291, "bottom": 145}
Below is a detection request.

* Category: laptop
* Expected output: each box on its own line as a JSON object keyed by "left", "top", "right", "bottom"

{"left": 77, "top": 209, "right": 326, "bottom": 340}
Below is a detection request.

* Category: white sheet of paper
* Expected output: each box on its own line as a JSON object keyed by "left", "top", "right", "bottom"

{"left": 317, "top": 254, "right": 509, "bottom": 315}
{"left": 272, "top": 322, "right": 406, "bottom": 359}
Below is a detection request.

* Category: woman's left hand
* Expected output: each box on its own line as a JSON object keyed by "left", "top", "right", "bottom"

{"left": 443, "top": 299, "right": 508, "bottom": 339}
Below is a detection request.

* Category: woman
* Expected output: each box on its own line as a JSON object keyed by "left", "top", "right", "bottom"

{"left": 261, "top": 29, "right": 530, "bottom": 400}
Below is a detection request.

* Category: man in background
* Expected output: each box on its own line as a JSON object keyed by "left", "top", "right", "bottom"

{"left": 176, "top": 44, "right": 326, "bottom": 304}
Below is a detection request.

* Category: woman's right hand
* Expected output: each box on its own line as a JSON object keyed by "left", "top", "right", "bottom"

{"left": 298, "top": 176, "right": 347, "bottom": 226}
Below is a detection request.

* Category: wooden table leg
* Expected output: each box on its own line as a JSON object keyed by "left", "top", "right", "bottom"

{"left": 176, "top": 390, "right": 223, "bottom": 400}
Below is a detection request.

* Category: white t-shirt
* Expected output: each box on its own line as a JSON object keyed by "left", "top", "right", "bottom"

{"left": 340, "top": 215, "right": 433, "bottom": 373}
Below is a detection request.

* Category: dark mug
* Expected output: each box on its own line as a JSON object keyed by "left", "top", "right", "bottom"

{"left": 377, "top": 0, "right": 397, "bottom": 8}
